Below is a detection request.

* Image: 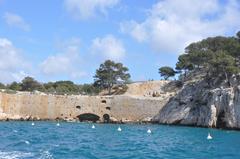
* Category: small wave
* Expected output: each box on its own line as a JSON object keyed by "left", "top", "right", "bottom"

{"left": 0, "top": 151, "right": 33, "bottom": 159}
{"left": 13, "top": 130, "right": 18, "bottom": 133}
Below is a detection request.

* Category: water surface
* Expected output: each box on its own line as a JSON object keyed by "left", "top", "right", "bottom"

{"left": 0, "top": 122, "right": 240, "bottom": 159}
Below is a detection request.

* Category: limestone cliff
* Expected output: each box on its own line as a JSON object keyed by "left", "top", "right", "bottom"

{"left": 153, "top": 79, "right": 240, "bottom": 129}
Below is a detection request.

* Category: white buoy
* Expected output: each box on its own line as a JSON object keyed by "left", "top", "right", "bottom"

{"left": 92, "top": 125, "right": 95, "bottom": 129}
{"left": 147, "top": 129, "right": 152, "bottom": 134}
{"left": 31, "top": 122, "right": 35, "bottom": 126}
{"left": 117, "top": 126, "right": 122, "bottom": 132}
{"left": 56, "top": 123, "right": 60, "bottom": 126}
{"left": 207, "top": 133, "right": 213, "bottom": 140}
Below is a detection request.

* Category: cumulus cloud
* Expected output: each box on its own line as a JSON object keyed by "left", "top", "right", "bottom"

{"left": 40, "top": 38, "right": 86, "bottom": 78}
{"left": 91, "top": 35, "right": 126, "bottom": 61}
{"left": 64, "top": 0, "right": 120, "bottom": 20}
{"left": 120, "top": 0, "right": 240, "bottom": 54}
{"left": 0, "top": 38, "right": 29, "bottom": 83}
{"left": 3, "top": 12, "right": 30, "bottom": 31}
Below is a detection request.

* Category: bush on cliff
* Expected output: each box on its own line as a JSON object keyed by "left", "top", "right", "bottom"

{"left": 8, "top": 82, "right": 22, "bottom": 91}
{"left": 6, "top": 77, "right": 99, "bottom": 95}
{"left": 0, "top": 82, "right": 5, "bottom": 89}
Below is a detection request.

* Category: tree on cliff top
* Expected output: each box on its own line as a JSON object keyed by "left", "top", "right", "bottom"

{"left": 173, "top": 31, "right": 240, "bottom": 86}
{"left": 21, "top": 76, "right": 42, "bottom": 92}
{"left": 159, "top": 66, "right": 176, "bottom": 80}
{"left": 94, "top": 60, "right": 130, "bottom": 95}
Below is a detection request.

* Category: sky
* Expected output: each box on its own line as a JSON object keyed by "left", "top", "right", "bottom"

{"left": 0, "top": 0, "right": 240, "bottom": 84}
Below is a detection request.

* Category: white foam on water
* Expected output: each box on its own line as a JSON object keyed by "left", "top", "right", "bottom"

{"left": 39, "top": 150, "right": 54, "bottom": 159}
{"left": 0, "top": 151, "right": 33, "bottom": 159}
{"left": 24, "top": 140, "right": 30, "bottom": 145}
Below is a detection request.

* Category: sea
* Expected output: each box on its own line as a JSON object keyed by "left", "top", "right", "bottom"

{"left": 0, "top": 121, "right": 240, "bottom": 159}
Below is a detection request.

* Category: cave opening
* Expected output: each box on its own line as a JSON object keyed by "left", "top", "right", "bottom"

{"left": 103, "top": 114, "right": 110, "bottom": 123}
{"left": 77, "top": 113, "right": 100, "bottom": 122}
{"left": 76, "top": 106, "right": 81, "bottom": 109}
{"left": 216, "top": 111, "right": 227, "bottom": 128}
{"left": 101, "top": 100, "right": 107, "bottom": 104}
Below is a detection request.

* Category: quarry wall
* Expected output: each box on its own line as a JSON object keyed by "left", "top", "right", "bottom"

{"left": 0, "top": 81, "right": 174, "bottom": 122}
{"left": 0, "top": 93, "right": 169, "bottom": 122}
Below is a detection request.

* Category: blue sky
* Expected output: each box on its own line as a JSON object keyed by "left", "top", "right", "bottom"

{"left": 0, "top": 0, "right": 239, "bottom": 84}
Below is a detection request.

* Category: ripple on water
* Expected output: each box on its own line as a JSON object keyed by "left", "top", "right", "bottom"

{"left": 0, "top": 151, "right": 33, "bottom": 159}
{"left": 0, "top": 122, "right": 240, "bottom": 159}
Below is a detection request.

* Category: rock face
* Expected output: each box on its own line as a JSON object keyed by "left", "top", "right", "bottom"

{"left": 0, "top": 81, "right": 175, "bottom": 123}
{"left": 153, "top": 80, "right": 240, "bottom": 129}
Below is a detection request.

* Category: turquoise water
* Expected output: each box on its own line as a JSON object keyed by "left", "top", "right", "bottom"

{"left": 0, "top": 122, "right": 240, "bottom": 159}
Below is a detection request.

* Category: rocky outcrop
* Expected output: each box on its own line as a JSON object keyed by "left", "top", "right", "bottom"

{"left": 153, "top": 80, "right": 240, "bottom": 129}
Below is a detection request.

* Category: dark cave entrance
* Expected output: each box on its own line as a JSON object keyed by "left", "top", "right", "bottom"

{"left": 216, "top": 111, "right": 227, "bottom": 128}
{"left": 101, "top": 100, "right": 107, "bottom": 104}
{"left": 103, "top": 114, "right": 110, "bottom": 123}
{"left": 77, "top": 113, "right": 100, "bottom": 122}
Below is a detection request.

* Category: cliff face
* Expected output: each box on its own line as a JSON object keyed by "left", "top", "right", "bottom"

{"left": 0, "top": 81, "right": 174, "bottom": 122}
{"left": 153, "top": 80, "right": 240, "bottom": 129}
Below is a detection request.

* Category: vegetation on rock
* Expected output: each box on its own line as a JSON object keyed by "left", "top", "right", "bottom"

{"left": 163, "top": 32, "right": 240, "bottom": 87}
{"left": 159, "top": 66, "right": 176, "bottom": 80}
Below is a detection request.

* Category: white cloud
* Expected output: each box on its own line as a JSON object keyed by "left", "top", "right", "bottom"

{"left": 0, "top": 38, "right": 29, "bottom": 83}
{"left": 3, "top": 12, "right": 30, "bottom": 31}
{"left": 64, "top": 0, "right": 120, "bottom": 20}
{"left": 91, "top": 34, "right": 126, "bottom": 61}
{"left": 120, "top": 0, "right": 240, "bottom": 54}
{"left": 40, "top": 38, "right": 86, "bottom": 78}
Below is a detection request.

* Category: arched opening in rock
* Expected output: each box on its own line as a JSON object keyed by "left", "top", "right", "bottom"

{"left": 77, "top": 113, "right": 100, "bottom": 122}
{"left": 216, "top": 111, "right": 227, "bottom": 128}
{"left": 106, "top": 107, "right": 111, "bottom": 110}
{"left": 103, "top": 114, "right": 110, "bottom": 123}
{"left": 101, "top": 100, "right": 107, "bottom": 104}
{"left": 76, "top": 106, "right": 81, "bottom": 109}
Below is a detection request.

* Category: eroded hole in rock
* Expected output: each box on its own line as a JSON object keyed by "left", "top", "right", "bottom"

{"left": 77, "top": 113, "right": 100, "bottom": 122}
{"left": 76, "top": 106, "right": 81, "bottom": 109}
{"left": 101, "top": 100, "right": 107, "bottom": 104}
{"left": 106, "top": 107, "right": 111, "bottom": 110}
{"left": 216, "top": 111, "right": 227, "bottom": 128}
{"left": 103, "top": 114, "right": 110, "bottom": 123}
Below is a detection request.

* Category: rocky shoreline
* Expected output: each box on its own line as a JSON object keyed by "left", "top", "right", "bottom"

{"left": 152, "top": 78, "right": 240, "bottom": 130}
